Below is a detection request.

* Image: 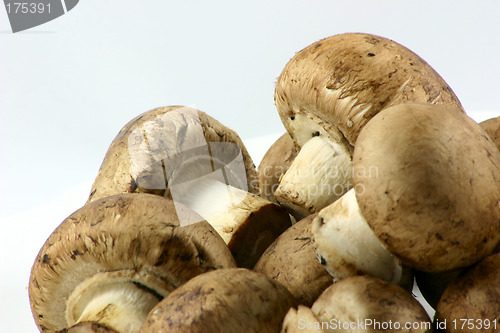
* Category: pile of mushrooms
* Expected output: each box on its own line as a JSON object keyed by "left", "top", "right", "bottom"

{"left": 29, "top": 32, "right": 499, "bottom": 333}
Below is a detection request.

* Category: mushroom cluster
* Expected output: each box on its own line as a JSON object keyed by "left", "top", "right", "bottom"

{"left": 29, "top": 32, "right": 499, "bottom": 333}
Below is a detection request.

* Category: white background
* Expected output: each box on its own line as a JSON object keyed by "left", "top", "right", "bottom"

{"left": 1, "top": 1, "right": 499, "bottom": 331}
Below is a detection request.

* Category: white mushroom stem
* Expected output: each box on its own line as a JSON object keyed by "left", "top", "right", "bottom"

{"left": 312, "top": 189, "right": 410, "bottom": 287}
{"left": 274, "top": 135, "right": 352, "bottom": 219}
{"left": 175, "top": 177, "right": 274, "bottom": 244}
{"left": 66, "top": 278, "right": 164, "bottom": 333}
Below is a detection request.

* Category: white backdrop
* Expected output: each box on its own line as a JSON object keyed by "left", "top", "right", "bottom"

{"left": 1, "top": 1, "right": 499, "bottom": 331}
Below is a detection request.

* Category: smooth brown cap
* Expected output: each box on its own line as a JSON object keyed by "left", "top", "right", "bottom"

{"left": 258, "top": 133, "right": 298, "bottom": 203}
{"left": 254, "top": 214, "right": 333, "bottom": 306}
{"left": 275, "top": 33, "right": 463, "bottom": 148}
{"left": 480, "top": 116, "right": 500, "bottom": 150}
{"left": 88, "top": 106, "right": 259, "bottom": 203}
{"left": 435, "top": 252, "right": 500, "bottom": 332}
{"left": 140, "top": 268, "right": 297, "bottom": 333}
{"left": 29, "top": 193, "right": 235, "bottom": 332}
{"left": 312, "top": 276, "right": 433, "bottom": 333}
{"left": 353, "top": 103, "right": 500, "bottom": 272}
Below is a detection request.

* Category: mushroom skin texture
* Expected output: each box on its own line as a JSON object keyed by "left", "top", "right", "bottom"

{"left": 88, "top": 105, "right": 259, "bottom": 202}
{"left": 29, "top": 193, "right": 236, "bottom": 333}
{"left": 139, "top": 268, "right": 297, "bottom": 333}
{"left": 434, "top": 253, "right": 500, "bottom": 333}
{"left": 86, "top": 105, "right": 291, "bottom": 268}
{"left": 353, "top": 103, "right": 500, "bottom": 272}
{"left": 258, "top": 132, "right": 298, "bottom": 204}
{"left": 274, "top": 32, "right": 464, "bottom": 218}
{"left": 281, "top": 305, "right": 324, "bottom": 333}
{"left": 480, "top": 116, "right": 500, "bottom": 150}
{"left": 253, "top": 214, "right": 333, "bottom": 307}
{"left": 57, "top": 322, "right": 118, "bottom": 333}
{"left": 311, "top": 189, "right": 412, "bottom": 289}
{"left": 311, "top": 276, "right": 433, "bottom": 333}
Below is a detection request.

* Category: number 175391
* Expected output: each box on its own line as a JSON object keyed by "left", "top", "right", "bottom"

{"left": 5, "top": 2, "right": 51, "bottom": 14}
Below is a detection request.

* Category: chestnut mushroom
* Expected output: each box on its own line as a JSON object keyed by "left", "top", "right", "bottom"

{"left": 140, "top": 268, "right": 297, "bottom": 333}
{"left": 273, "top": 32, "right": 464, "bottom": 218}
{"left": 258, "top": 132, "right": 298, "bottom": 204}
{"left": 254, "top": 214, "right": 333, "bottom": 306}
{"left": 353, "top": 103, "right": 500, "bottom": 272}
{"left": 29, "top": 193, "right": 235, "bottom": 333}
{"left": 87, "top": 106, "right": 291, "bottom": 268}
{"left": 434, "top": 252, "right": 500, "bottom": 333}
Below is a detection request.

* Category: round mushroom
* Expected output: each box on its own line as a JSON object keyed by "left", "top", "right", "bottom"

{"left": 140, "top": 268, "right": 297, "bottom": 333}
{"left": 29, "top": 193, "right": 236, "bottom": 333}
{"left": 258, "top": 132, "right": 298, "bottom": 204}
{"left": 480, "top": 116, "right": 500, "bottom": 150}
{"left": 353, "top": 102, "right": 500, "bottom": 272}
{"left": 273, "top": 32, "right": 464, "bottom": 218}
{"left": 254, "top": 214, "right": 333, "bottom": 306}
{"left": 434, "top": 252, "right": 500, "bottom": 333}
{"left": 87, "top": 105, "right": 291, "bottom": 268}
{"left": 312, "top": 188, "right": 412, "bottom": 289}
{"left": 311, "top": 276, "right": 433, "bottom": 333}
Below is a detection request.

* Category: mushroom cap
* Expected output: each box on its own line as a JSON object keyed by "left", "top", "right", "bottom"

{"left": 57, "top": 322, "right": 118, "bottom": 333}
{"left": 258, "top": 133, "right": 298, "bottom": 203}
{"left": 281, "top": 305, "right": 324, "bottom": 333}
{"left": 29, "top": 193, "right": 235, "bottom": 332}
{"left": 275, "top": 32, "right": 463, "bottom": 149}
{"left": 88, "top": 106, "right": 259, "bottom": 203}
{"left": 254, "top": 214, "right": 333, "bottom": 306}
{"left": 353, "top": 103, "right": 500, "bottom": 272}
{"left": 140, "top": 268, "right": 297, "bottom": 333}
{"left": 435, "top": 252, "right": 500, "bottom": 331}
{"left": 311, "top": 276, "right": 433, "bottom": 333}
{"left": 480, "top": 116, "right": 500, "bottom": 150}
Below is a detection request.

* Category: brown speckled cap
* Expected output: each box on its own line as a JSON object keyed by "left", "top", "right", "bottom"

{"left": 275, "top": 32, "right": 464, "bottom": 149}
{"left": 29, "top": 193, "right": 235, "bottom": 332}
{"left": 435, "top": 253, "right": 500, "bottom": 329}
{"left": 311, "top": 276, "right": 432, "bottom": 333}
{"left": 88, "top": 106, "right": 259, "bottom": 203}
{"left": 140, "top": 268, "right": 297, "bottom": 333}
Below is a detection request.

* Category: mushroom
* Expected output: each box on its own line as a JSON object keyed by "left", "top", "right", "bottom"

{"left": 434, "top": 252, "right": 500, "bottom": 332}
{"left": 353, "top": 102, "right": 500, "bottom": 272}
{"left": 281, "top": 305, "right": 324, "bottom": 333}
{"left": 139, "top": 268, "right": 297, "bottom": 333}
{"left": 57, "top": 322, "right": 118, "bottom": 333}
{"left": 29, "top": 193, "right": 236, "bottom": 333}
{"left": 254, "top": 214, "right": 333, "bottom": 306}
{"left": 312, "top": 188, "right": 412, "bottom": 289}
{"left": 309, "top": 276, "right": 433, "bottom": 333}
{"left": 273, "top": 32, "right": 464, "bottom": 218}
{"left": 87, "top": 106, "right": 291, "bottom": 268}
{"left": 480, "top": 116, "right": 500, "bottom": 150}
{"left": 258, "top": 132, "right": 298, "bottom": 204}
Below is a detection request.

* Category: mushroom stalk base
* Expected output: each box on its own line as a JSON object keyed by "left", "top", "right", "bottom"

{"left": 67, "top": 281, "right": 162, "bottom": 333}
{"left": 274, "top": 136, "right": 352, "bottom": 219}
